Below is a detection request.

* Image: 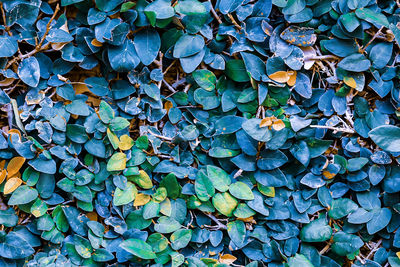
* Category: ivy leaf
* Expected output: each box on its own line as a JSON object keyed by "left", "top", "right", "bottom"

{"left": 369, "top": 125, "right": 400, "bottom": 152}
{"left": 119, "top": 238, "right": 157, "bottom": 259}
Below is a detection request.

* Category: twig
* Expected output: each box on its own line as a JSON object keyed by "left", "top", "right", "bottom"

{"left": 37, "top": 4, "right": 60, "bottom": 49}
{"left": 6, "top": 4, "right": 60, "bottom": 68}
{"left": 320, "top": 242, "right": 331, "bottom": 254}
{"left": 162, "top": 80, "right": 176, "bottom": 93}
{"left": 304, "top": 55, "right": 338, "bottom": 61}
{"left": 309, "top": 125, "right": 355, "bottom": 134}
{"left": 147, "top": 130, "right": 173, "bottom": 141}
{"left": 6, "top": 103, "right": 13, "bottom": 129}
{"left": 186, "top": 210, "right": 194, "bottom": 229}
{"left": 365, "top": 239, "right": 382, "bottom": 260}
{"left": 163, "top": 60, "right": 176, "bottom": 74}
{"left": 203, "top": 212, "right": 227, "bottom": 230}
{"left": 227, "top": 13, "right": 241, "bottom": 30}
{"left": 208, "top": 0, "right": 222, "bottom": 24}
{"left": 360, "top": 26, "right": 384, "bottom": 53}
{"left": 0, "top": 3, "right": 11, "bottom": 36}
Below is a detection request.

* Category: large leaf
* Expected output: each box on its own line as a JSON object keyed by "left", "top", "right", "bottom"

{"left": 369, "top": 125, "right": 400, "bottom": 152}
{"left": 119, "top": 238, "right": 156, "bottom": 259}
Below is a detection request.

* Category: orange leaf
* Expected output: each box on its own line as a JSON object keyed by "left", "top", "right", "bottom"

{"left": 91, "top": 39, "right": 103, "bottom": 47}
{"left": 7, "top": 157, "right": 25, "bottom": 178}
{"left": 260, "top": 117, "right": 272, "bottom": 128}
{"left": 0, "top": 160, "right": 5, "bottom": 169}
{"left": 0, "top": 169, "right": 6, "bottom": 184}
{"left": 164, "top": 101, "right": 173, "bottom": 112}
{"left": 269, "top": 71, "right": 290, "bottom": 83}
{"left": 323, "top": 170, "right": 336, "bottom": 179}
{"left": 4, "top": 177, "right": 22, "bottom": 194}
{"left": 287, "top": 70, "right": 297, "bottom": 87}
{"left": 219, "top": 254, "right": 237, "bottom": 264}
{"left": 86, "top": 212, "right": 98, "bottom": 221}
{"left": 272, "top": 119, "right": 285, "bottom": 131}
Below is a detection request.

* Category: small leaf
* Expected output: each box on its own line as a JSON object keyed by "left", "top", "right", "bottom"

{"left": 107, "top": 152, "right": 127, "bottom": 172}
{"left": 4, "top": 177, "right": 22, "bottom": 194}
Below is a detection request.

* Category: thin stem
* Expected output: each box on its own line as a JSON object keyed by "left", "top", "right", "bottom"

{"left": 360, "top": 26, "right": 384, "bottom": 53}
{"left": 147, "top": 130, "right": 173, "bottom": 141}
{"left": 208, "top": 0, "right": 222, "bottom": 24}
{"left": 309, "top": 125, "right": 355, "bottom": 134}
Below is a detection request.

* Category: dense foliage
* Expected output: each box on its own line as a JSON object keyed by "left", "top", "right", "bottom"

{"left": 1, "top": 0, "right": 400, "bottom": 266}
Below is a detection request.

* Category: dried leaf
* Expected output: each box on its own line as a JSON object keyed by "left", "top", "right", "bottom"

{"left": 4, "top": 177, "right": 22, "bottom": 194}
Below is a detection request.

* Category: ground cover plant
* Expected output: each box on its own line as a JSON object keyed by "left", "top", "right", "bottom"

{"left": 1, "top": 0, "right": 400, "bottom": 266}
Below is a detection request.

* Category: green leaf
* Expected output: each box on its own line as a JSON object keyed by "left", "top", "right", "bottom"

{"left": 195, "top": 170, "right": 215, "bottom": 201}
{"left": 369, "top": 125, "right": 400, "bottom": 152}
{"left": 8, "top": 185, "right": 38, "bottom": 205}
{"left": 128, "top": 170, "right": 153, "bottom": 189}
{"left": 107, "top": 152, "right": 127, "bottom": 172}
{"left": 113, "top": 182, "right": 137, "bottom": 206}
{"left": 288, "top": 254, "right": 314, "bottom": 267}
{"left": 99, "top": 101, "right": 115, "bottom": 124}
{"left": 227, "top": 220, "right": 246, "bottom": 247}
{"left": 300, "top": 215, "right": 332, "bottom": 242}
{"left": 144, "top": 0, "right": 175, "bottom": 19}
{"left": 173, "top": 34, "right": 205, "bottom": 58}
{"left": 229, "top": 182, "right": 254, "bottom": 200}
{"left": 159, "top": 173, "right": 181, "bottom": 199}
{"left": 18, "top": 56, "right": 40, "bottom": 87}
{"left": 154, "top": 216, "right": 182, "bottom": 234}
{"left": 0, "top": 208, "right": 18, "bottom": 227}
{"left": 328, "top": 198, "right": 358, "bottom": 219}
{"left": 109, "top": 117, "right": 130, "bottom": 131}
{"left": 0, "top": 232, "right": 34, "bottom": 259}
{"left": 337, "top": 53, "right": 371, "bottom": 72}
{"left": 192, "top": 69, "right": 217, "bottom": 91}
{"left": 170, "top": 229, "right": 192, "bottom": 250}
{"left": 147, "top": 233, "right": 168, "bottom": 253}
{"left": 120, "top": 238, "right": 156, "bottom": 259}
{"left": 225, "top": 60, "right": 250, "bottom": 82}
{"left": 134, "top": 29, "right": 160, "bottom": 65}
{"left": 92, "top": 248, "right": 114, "bottom": 262}
{"left": 355, "top": 8, "right": 389, "bottom": 28}
{"left": 212, "top": 192, "right": 238, "bottom": 217}
{"left": 207, "top": 165, "right": 231, "bottom": 192}
{"left": 0, "top": 36, "right": 18, "bottom": 58}
{"left": 331, "top": 232, "right": 363, "bottom": 257}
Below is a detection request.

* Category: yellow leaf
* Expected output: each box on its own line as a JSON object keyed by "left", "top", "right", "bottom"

{"left": 397, "top": 251, "right": 400, "bottom": 259}
{"left": 133, "top": 193, "right": 151, "bottom": 206}
{"left": 260, "top": 117, "right": 272, "bottom": 128}
{"left": 4, "top": 177, "right": 22, "bottom": 194}
{"left": 269, "top": 71, "right": 290, "bottom": 83}
{"left": 219, "top": 254, "right": 237, "bottom": 264}
{"left": 128, "top": 170, "right": 153, "bottom": 189}
{"left": 287, "top": 70, "right": 297, "bottom": 86}
{"left": 107, "top": 152, "right": 127, "bottom": 172}
{"left": 0, "top": 160, "right": 5, "bottom": 169}
{"left": 344, "top": 77, "right": 357, "bottom": 88}
{"left": 0, "top": 170, "right": 6, "bottom": 184}
{"left": 32, "top": 209, "right": 42, "bottom": 217}
{"left": 119, "top": 135, "right": 134, "bottom": 150}
{"left": 272, "top": 119, "right": 285, "bottom": 131}
{"left": 107, "top": 128, "right": 120, "bottom": 150}
{"left": 7, "top": 157, "right": 25, "bottom": 178}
